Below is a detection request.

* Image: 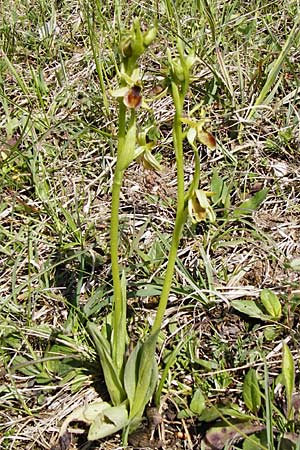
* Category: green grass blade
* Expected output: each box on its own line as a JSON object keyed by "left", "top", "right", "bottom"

{"left": 247, "top": 13, "right": 300, "bottom": 120}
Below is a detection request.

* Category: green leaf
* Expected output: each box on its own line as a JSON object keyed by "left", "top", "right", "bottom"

{"left": 211, "top": 171, "right": 224, "bottom": 204}
{"left": 87, "top": 322, "right": 126, "bottom": 405}
{"left": 190, "top": 389, "right": 206, "bottom": 415}
{"left": 243, "top": 369, "right": 261, "bottom": 413}
{"left": 260, "top": 289, "right": 281, "bottom": 319}
{"left": 195, "top": 359, "right": 218, "bottom": 371}
{"left": 243, "top": 433, "right": 267, "bottom": 450}
{"left": 243, "top": 434, "right": 260, "bottom": 450}
{"left": 247, "top": 13, "right": 300, "bottom": 120}
{"left": 155, "top": 339, "right": 186, "bottom": 406}
{"left": 118, "top": 119, "right": 137, "bottom": 171}
{"left": 282, "top": 343, "right": 295, "bottom": 420}
{"left": 11, "top": 355, "right": 42, "bottom": 376}
{"left": 88, "top": 403, "right": 129, "bottom": 440}
{"left": 199, "top": 405, "right": 251, "bottom": 422}
{"left": 58, "top": 400, "right": 129, "bottom": 441}
{"left": 233, "top": 188, "right": 268, "bottom": 218}
{"left": 145, "top": 357, "right": 158, "bottom": 405}
{"left": 129, "top": 332, "right": 158, "bottom": 421}
{"left": 124, "top": 342, "right": 141, "bottom": 409}
{"left": 59, "top": 400, "right": 110, "bottom": 436}
{"left": 231, "top": 300, "right": 272, "bottom": 321}
{"left": 263, "top": 326, "right": 277, "bottom": 341}
{"left": 211, "top": 171, "right": 231, "bottom": 211}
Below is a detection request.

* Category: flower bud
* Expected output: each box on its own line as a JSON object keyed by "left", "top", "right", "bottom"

{"left": 173, "top": 61, "right": 185, "bottom": 81}
{"left": 186, "top": 51, "right": 196, "bottom": 71}
{"left": 143, "top": 27, "right": 157, "bottom": 47}
{"left": 119, "top": 36, "right": 132, "bottom": 57}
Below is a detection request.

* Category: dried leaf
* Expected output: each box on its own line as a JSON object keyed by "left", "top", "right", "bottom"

{"left": 204, "top": 421, "right": 264, "bottom": 450}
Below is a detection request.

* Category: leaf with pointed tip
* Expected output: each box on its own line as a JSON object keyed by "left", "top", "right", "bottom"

{"left": 282, "top": 343, "right": 295, "bottom": 420}
{"left": 190, "top": 389, "right": 206, "bottom": 415}
{"left": 231, "top": 300, "right": 272, "bottom": 321}
{"left": 243, "top": 369, "right": 261, "bottom": 413}
{"left": 129, "top": 332, "right": 159, "bottom": 421}
{"left": 260, "top": 289, "right": 281, "bottom": 319}
{"left": 119, "top": 120, "right": 137, "bottom": 171}
{"left": 87, "top": 322, "right": 126, "bottom": 405}
{"left": 233, "top": 189, "right": 268, "bottom": 217}
{"left": 199, "top": 405, "right": 252, "bottom": 422}
{"left": 124, "top": 342, "right": 141, "bottom": 409}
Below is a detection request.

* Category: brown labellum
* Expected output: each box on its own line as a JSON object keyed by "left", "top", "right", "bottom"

{"left": 197, "top": 129, "right": 216, "bottom": 149}
{"left": 123, "top": 85, "right": 142, "bottom": 109}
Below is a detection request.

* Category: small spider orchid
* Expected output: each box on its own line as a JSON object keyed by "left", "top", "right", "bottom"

{"left": 182, "top": 107, "right": 216, "bottom": 223}
{"left": 134, "top": 126, "right": 161, "bottom": 171}
{"left": 188, "top": 189, "right": 216, "bottom": 223}
{"left": 181, "top": 111, "right": 216, "bottom": 150}
{"left": 110, "top": 68, "right": 150, "bottom": 111}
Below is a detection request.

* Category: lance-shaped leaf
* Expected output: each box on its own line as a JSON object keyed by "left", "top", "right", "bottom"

{"left": 124, "top": 341, "right": 142, "bottom": 410}
{"left": 260, "top": 289, "right": 281, "bottom": 319}
{"left": 233, "top": 188, "right": 268, "bottom": 217}
{"left": 231, "top": 300, "right": 273, "bottom": 321}
{"left": 87, "top": 322, "right": 126, "bottom": 406}
{"left": 190, "top": 389, "right": 206, "bottom": 415}
{"left": 282, "top": 343, "right": 295, "bottom": 420}
{"left": 243, "top": 368, "right": 262, "bottom": 413}
{"left": 199, "top": 404, "right": 252, "bottom": 422}
{"left": 247, "top": 14, "right": 300, "bottom": 121}
{"left": 129, "top": 332, "right": 159, "bottom": 422}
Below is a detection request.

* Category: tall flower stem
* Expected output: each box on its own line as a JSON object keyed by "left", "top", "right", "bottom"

{"left": 110, "top": 100, "right": 127, "bottom": 372}
{"left": 151, "top": 80, "right": 188, "bottom": 335}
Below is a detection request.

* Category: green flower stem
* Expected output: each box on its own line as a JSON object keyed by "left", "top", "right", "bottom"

{"left": 110, "top": 100, "right": 127, "bottom": 370}
{"left": 186, "top": 143, "right": 200, "bottom": 200}
{"left": 151, "top": 81, "right": 187, "bottom": 335}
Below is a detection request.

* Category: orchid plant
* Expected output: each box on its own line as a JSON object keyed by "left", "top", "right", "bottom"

{"left": 58, "top": 18, "right": 216, "bottom": 446}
